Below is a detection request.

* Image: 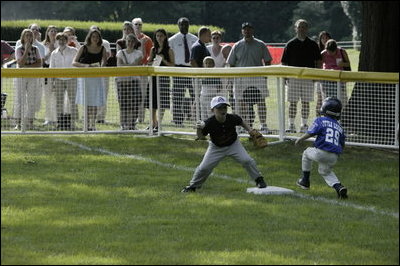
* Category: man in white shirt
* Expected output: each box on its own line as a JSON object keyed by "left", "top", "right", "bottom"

{"left": 49, "top": 32, "right": 78, "bottom": 130}
{"left": 168, "top": 17, "right": 198, "bottom": 126}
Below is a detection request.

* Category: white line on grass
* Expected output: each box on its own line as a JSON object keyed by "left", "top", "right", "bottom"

{"left": 291, "top": 192, "right": 398, "bottom": 218}
{"left": 56, "top": 139, "right": 248, "bottom": 184}
{"left": 56, "top": 139, "right": 399, "bottom": 219}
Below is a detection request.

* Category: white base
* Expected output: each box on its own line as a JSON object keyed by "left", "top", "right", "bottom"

{"left": 247, "top": 186, "right": 294, "bottom": 195}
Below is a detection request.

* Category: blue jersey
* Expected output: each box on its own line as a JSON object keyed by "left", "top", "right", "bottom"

{"left": 307, "top": 116, "right": 346, "bottom": 154}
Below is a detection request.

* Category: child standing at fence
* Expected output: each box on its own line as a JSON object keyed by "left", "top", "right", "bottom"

{"left": 200, "top": 56, "right": 223, "bottom": 120}
{"left": 115, "top": 33, "right": 143, "bottom": 130}
{"left": 295, "top": 96, "right": 348, "bottom": 199}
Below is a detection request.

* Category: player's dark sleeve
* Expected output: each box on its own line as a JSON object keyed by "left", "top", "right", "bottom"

{"left": 231, "top": 114, "right": 243, "bottom": 126}
{"left": 281, "top": 46, "right": 289, "bottom": 65}
{"left": 314, "top": 43, "right": 322, "bottom": 61}
{"left": 201, "top": 118, "right": 211, "bottom": 136}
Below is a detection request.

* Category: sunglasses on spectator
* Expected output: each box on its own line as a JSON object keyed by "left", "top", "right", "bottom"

{"left": 134, "top": 23, "right": 142, "bottom": 26}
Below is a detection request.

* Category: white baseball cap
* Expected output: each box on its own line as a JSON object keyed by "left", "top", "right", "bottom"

{"left": 210, "top": 96, "right": 230, "bottom": 109}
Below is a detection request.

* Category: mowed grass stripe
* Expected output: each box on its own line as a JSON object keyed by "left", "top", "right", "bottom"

{"left": 55, "top": 138, "right": 399, "bottom": 219}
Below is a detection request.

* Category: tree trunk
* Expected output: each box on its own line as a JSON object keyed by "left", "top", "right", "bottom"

{"left": 341, "top": 2, "right": 399, "bottom": 145}
{"left": 358, "top": 2, "right": 399, "bottom": 72}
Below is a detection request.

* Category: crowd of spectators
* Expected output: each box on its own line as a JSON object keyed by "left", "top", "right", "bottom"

{"left": 1, "top": 18, "right": 351, "bottom": 132}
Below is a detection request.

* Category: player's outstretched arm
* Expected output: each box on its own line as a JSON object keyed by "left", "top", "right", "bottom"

{"left": 195, "top": 120, "right": 207, "bottom": 141}
{"left": 241, "top": 120, "right": 252, "bottom": 133}
{"left": 295, "top": 133, "right": 313, "bottom": 146}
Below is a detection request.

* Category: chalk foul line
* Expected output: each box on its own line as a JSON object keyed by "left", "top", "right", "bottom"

{"left": 56, "top": 139, "right": 399, "bottom": 219}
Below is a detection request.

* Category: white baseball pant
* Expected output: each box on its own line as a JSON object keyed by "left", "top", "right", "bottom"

{"left": 302, "top": 147, "right": 341, "bottom": 187}
{"left": 189, "top": 139, "right": 262, "bottom": 188}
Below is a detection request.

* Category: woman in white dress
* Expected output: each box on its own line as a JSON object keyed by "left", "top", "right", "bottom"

{"left": 73, "top": 29, "right": 107, "bottom": 131}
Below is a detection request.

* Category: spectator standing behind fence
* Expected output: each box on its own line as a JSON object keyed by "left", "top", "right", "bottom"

{"left": 63, "top": 27, "right": 81, "bottom": 50}
{"left": 62, "top": 26, "right": 80, "bottom": 121}
{"left": 2, "top": 40, "right": 15, "bottom": 94}
{"left": 221, "top": 44, "right": 234, "bottom": 108}
{"left": 146, "top": 28, "right": 175, "bottom": 132}
{"left": 318, "top": 31, "right": 331, "bottom": 53}
{"left": 190, "top": 27, "right": 211, "bottom": 122}
{"left": 207, "top": 31, "right": 226, "bottom": 68}
{"left": 16, "top": 24, "right": 46, "bottom": 120}
{"left": 281, "top": 19, "right": 322, "bottom": 133}
{"left": 200, "top": 57, "right": 223, "bottom": 120}
{"left": 49, "top": 32, "right": 78, "bottom": 130}
{"left": 90, "top": 25, "right": 112, "bottom": 124}
{"left": 168, "top": 17, "right": 198, "bottom": 126}
{"left": 73, "top": 29, "right": 107, "bottom": 131}
{"left": 227, "top": 22, "right": 272, "bottom": 133}
{"left": 132, "top": 18, "right": 153, "bottom": 65}
{"left": 116, "top": 21, "right": 134, "bottom": 52}
{"left": 321, "top": 39, "right": 350, "bottom": 105}
{"left": 15, "top": 24, "right": 46, "bottom": 58}
{"left": 42, "top": 25, "right": 59, "bottom": 127}
{"left": 1, "top": 40, "right": 14, "bottom": 119}
{"left": 14, "top": 29, "right": 43, "bottom": 130}
{"left": 315, "top": 31, "right": 332, "bottom": 116}
{"left": 132, "top": 18, "right": 154, "bottom": 123}
{"left": 190, "top": 27, "right": 211, "bottom": 67}
{"left": 115, "top": 33, "right": 143, "bottom": 130}
{"left": 1, "top": 40, "right": 15, "bottom": 67}
{"left": 207, "top": 34, "right": 231, "bottom": 112}
{"left": 42, "top": 26, "right": 58, "bottom": 66}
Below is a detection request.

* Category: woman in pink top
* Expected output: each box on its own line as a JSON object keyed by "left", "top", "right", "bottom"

{"left": 322, "top": 39, "right": 350, "bottom": 70}
{"left": 321, "top": 39, "right": 351, "bottom": 105}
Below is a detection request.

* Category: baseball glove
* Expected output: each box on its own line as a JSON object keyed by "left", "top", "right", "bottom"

{"left": 249, "top": 129, "right": 268, "bottom": 148}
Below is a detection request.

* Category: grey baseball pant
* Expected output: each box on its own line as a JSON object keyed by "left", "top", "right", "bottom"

{"left": 302, "top": 147, "right": 340, "bottom": 187}
{"left": 189, "top": 139, "right": 262, "bottom": 188}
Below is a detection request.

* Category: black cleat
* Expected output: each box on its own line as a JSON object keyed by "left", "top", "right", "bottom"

{"left": 255, "top": 176, "right": 267, "bottom": 188}
{"left": 181, "top": 186, "right": 196, "bottom": 193}
{"left": 336, "top": 185, "right": 348, "bottom": 199}
{"left": 296, "top": 178, "right": 310, "bottom": 190}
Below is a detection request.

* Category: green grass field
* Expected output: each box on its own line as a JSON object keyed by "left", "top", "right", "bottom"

{"left": 1, "top": 134, "right": 398, "bottom": 265}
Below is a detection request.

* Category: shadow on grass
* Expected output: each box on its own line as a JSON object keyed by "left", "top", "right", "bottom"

{"left": 1, "top": 135, "right": 399, "bottom": 264}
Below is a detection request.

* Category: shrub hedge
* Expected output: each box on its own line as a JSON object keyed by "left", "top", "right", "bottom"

{"left": 1, "top": 19, "right": 224, "bottom": 43}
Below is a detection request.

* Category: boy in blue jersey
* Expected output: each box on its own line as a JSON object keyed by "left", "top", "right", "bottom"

{"left": 295, "top": 97, "right": 347, "bottom": 199}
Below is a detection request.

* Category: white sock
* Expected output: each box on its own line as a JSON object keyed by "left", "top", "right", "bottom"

{"left": 289, "top": 118, "right": 295, "bottom": 125}
{"left": 301, "top": 118, "right": 308, "bottom": 126}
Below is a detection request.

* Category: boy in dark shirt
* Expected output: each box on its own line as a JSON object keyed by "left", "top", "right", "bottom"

{"left": 181, "top": 96, "right": 267, "bottom": 192}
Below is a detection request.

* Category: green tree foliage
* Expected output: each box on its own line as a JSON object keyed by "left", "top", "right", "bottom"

{"left": 0, "top": 19, "right": 223, "bottom": 45}
{"left": 289, "top": 1, "right": 360, "bottom": 41}
{"left": 1, "top": 1, "right": 358, "bottom": 43}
